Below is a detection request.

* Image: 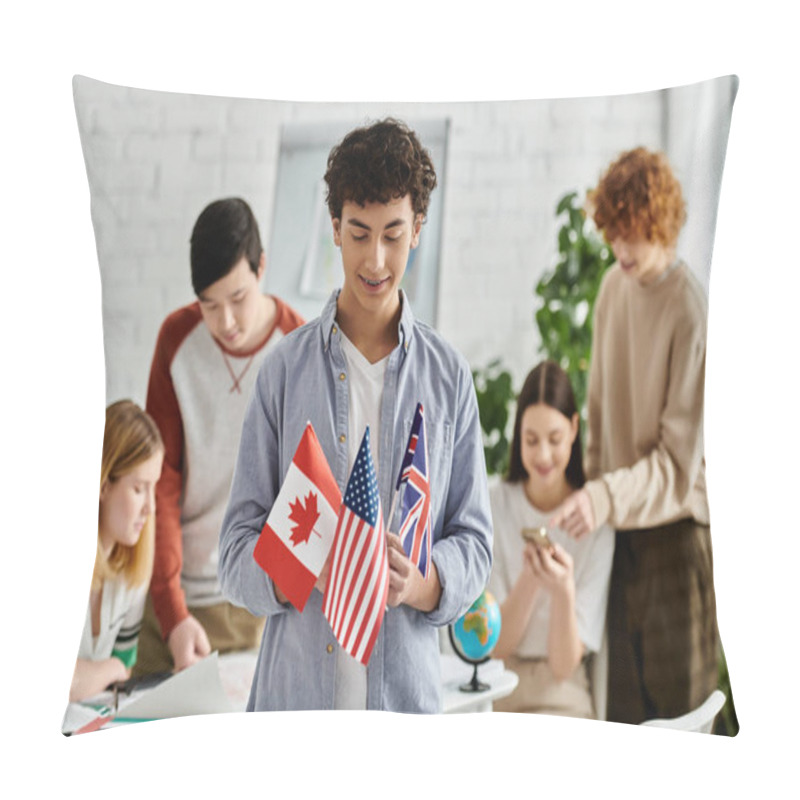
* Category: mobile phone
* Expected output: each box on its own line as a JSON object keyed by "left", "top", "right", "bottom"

{"left": 521, "top": 527, "right": 553, "bottom": 549}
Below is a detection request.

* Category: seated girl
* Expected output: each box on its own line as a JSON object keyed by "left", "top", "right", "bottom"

{"left": 488, "top": 361, "right": 614, "bottom": 719}
{"left": 69, "top": 400, "right": 164, "bottom": 703}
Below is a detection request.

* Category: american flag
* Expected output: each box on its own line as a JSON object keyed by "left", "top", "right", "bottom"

{"left": 397, "top": 403, "right": 432, "bottom": 578}
{"left": 322, "top": 427, "right": 389, "bottom": 666}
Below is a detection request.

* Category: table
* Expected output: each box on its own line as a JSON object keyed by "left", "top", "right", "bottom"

{"left": 63, "top": 648, "right": 519, "bottom": 732}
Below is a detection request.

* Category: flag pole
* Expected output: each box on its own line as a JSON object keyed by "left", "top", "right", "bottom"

{"left": 386, "top": 485, "right": 402, "bottom": 534}
{"left": 384, "top": 475, "right": 407, "bottom": 612}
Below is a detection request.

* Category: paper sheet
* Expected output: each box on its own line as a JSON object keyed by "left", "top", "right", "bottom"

{"left": 112, "top": 651, "right": 233, "bottom": 720}
{"left": 63, "top": 651, "right": 235, "bottom": 733}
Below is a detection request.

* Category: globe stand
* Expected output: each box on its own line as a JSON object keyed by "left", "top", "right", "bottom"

{"left": 461, "top": 662, "right": 490, "bottom": 693}
{"left": 448, "top": 625, "right": 491, "bottom": 693}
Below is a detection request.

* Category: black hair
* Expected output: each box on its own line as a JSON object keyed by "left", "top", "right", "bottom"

{"left": 506, "top": 360, "right": 586, "bottom": 489}
{"left": 190, "top": 197, "right": 262, "bottom": 296}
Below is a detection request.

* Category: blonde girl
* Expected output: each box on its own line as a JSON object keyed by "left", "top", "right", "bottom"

{"left": 69, "top": 400, "right": 164, "bottom": 703}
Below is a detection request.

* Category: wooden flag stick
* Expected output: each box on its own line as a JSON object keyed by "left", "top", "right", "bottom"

{"left": 386, "top": 485, "right": 402, "bottom": 534}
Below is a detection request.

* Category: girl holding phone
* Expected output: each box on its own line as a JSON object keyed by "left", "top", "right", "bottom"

{"left": 488, "top": 361, "right": 613, "bottom": 718}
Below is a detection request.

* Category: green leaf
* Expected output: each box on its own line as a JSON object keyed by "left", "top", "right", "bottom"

{"left": 472, "top": 360, "right": 516, "bottom": 476}
{"left": 556, "top": 191, "right": 577, "bottom": 215}
{"left": 532, "top": 189, "right": 612, "bottom": 423}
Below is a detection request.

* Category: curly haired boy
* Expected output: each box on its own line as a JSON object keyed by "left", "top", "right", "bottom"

{"left": 218, "top": 119, "right": 492, "bottom": 712}
{"left": 552, "top": 147, "right": 719, "bottom": 724}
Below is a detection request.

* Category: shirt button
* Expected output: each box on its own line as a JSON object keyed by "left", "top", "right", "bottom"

{"left": 339, "top": 434, "right": 346, "bottom": 443}
{"left": 339, "top": 372, "right": 346, "bottom": 381}
{"left": 332, "top": 325, "right": 338, "bottom": 334}
{"left": 326, "top": 644, "right": 334, "bottom": 654}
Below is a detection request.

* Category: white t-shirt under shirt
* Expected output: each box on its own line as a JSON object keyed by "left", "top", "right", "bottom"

{"left": 487, "top": 478, "right": 615, "bottom": 658}
{"left": 334, "top": 331, "right": 389, "bottom": 710}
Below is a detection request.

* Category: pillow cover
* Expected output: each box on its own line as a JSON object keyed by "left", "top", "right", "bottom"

{"left": 67, "top": 73, "right": 738, "bottom": 734}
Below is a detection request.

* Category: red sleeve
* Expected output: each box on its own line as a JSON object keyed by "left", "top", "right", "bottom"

{"left": 145, "top": 304, "right": 202, "bottom": 640}
{"left": 273, "top": 296, "right": 306, "bottom": 334}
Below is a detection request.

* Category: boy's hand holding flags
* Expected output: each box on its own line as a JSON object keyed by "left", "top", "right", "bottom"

{"left": 253, "top": 402, "right": 433, "bottom": 665}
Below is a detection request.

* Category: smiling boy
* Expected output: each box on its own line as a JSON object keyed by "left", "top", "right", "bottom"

{"left": 218, "top": 118, "right": 493, "bottom": 712}
{"left": 135, "top": 198, "right": 305, "bottom": 675}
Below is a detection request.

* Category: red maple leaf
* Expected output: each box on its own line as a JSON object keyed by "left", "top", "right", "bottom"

{"left": 288, "top": 492, "right": 321, "bottom": 546}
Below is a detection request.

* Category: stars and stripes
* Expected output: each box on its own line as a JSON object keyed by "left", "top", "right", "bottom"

{"left": 322, "top": 427, "right": 389, "bottom": 666}
{"left": 396, "top": 403, "right": 432, "bottom": 578}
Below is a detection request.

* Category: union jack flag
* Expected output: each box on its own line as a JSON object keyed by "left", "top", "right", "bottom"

{"left": 397, "top": 403, "right": 432, "bottom": 578}
{"left": 396, "top": 407, "right": 420, "bottom": 490}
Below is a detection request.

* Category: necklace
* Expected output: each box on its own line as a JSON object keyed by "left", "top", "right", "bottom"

{"left": 221, "top": 350, "right": 256, "bottom": 394}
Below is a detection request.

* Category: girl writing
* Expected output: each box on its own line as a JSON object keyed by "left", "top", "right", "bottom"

{"left": 69, "top": 400, "right": 164, "bottom": 703}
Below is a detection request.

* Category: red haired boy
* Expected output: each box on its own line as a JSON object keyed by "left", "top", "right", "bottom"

{"left": 552, "top": 147, "right": 719, "bottom": 724}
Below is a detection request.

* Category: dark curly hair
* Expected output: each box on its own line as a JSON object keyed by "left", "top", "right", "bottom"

{"left": 324, "top": 118, "right": 438, "bottom": 221}
{"left": 589, "top": 147, "right": 686, "bottom": 247}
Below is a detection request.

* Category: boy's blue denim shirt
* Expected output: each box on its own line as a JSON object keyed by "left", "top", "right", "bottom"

{"left": 218, "top": 290, "right": 493, "bottom": 713}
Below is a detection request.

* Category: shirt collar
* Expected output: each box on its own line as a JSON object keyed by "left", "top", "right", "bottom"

{"left": 321, "top": 289, "right": 415, "bottom": 352}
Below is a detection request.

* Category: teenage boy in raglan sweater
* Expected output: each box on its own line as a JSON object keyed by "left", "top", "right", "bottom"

{"left": 135, "top": 198, "right": 305, "bottom": 675}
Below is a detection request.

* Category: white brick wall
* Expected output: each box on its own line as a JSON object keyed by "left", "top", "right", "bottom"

{"left": 72, "top": 75, "right": 735, "bottom": 406}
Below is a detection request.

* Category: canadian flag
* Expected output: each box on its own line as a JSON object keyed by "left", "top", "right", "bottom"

{"left": 253, "top": 423, "right": 341, "bottom": 612}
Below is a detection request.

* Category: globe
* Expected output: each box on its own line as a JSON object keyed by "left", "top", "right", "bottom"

{"left": 448, "top": 590, "right": 502, "bottom": 692}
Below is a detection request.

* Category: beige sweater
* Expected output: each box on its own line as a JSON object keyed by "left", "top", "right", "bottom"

{"left": 584, "top": 261, "right": 710, "bottom": 530}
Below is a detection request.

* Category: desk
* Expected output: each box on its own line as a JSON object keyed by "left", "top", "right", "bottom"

{"left": 64, "top": 649, "right": 518, "bottom": 732}
{"left": 217, "top": 650, "right": 259, "bottom": 712}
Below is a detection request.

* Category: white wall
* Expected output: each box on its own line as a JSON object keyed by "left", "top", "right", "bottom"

{"left": 665, "top": 77, "right": 739, "bottom": 295}
{"left": 73, "top": 75, "right": 735, "bottom": 405}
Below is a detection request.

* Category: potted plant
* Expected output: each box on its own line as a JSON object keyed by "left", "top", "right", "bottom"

{"left": 471, "top": 359, "right": 516, "bottom": 477}
{"left": 471, "top": 191, "right": 611, "bottom": 478}
{"left": 534, "top": 190, "right": 614, "bottom": 421}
